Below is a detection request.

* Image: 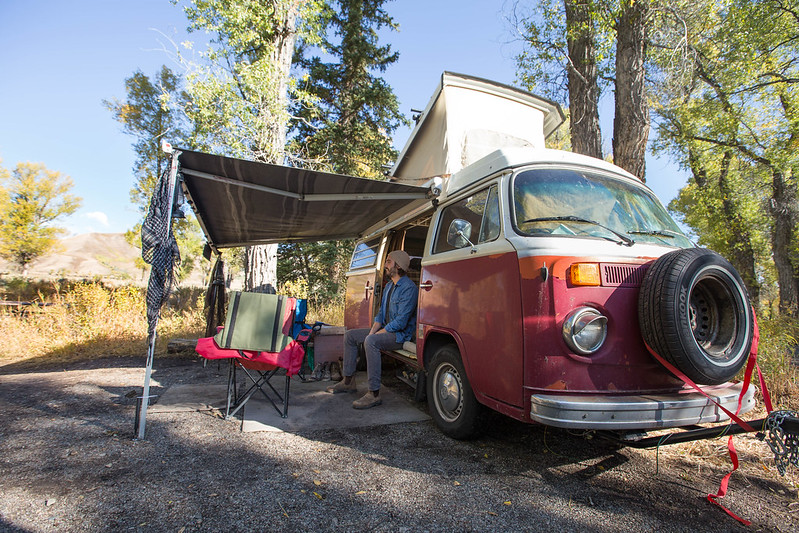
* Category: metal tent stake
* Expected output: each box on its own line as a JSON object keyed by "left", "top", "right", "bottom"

{"left": 136, "top": 330, "right": 158, "bottom": 439}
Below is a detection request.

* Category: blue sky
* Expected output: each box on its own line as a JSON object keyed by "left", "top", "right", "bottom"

{"left": 0, "top": 0, "right": 687, "bottom": 235}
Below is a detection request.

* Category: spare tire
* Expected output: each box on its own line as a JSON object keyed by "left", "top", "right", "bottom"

{"left": 638, "top": 248, "right": 754, "bottom": 385}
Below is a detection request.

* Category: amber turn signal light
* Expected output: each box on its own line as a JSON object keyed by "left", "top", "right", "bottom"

{"left": 570, "top": 263, "right": 601, "bottom": 286}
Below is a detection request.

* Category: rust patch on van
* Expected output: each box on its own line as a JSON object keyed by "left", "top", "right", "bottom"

{"left": 545, "top": 380, "right": 567, "bottom": 390}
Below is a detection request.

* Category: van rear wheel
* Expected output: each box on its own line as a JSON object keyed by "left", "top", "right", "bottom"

{"left": 427, "top": 345, "right": 483, "bottom": 439}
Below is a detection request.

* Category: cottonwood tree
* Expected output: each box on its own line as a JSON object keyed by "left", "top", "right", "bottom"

{"left": 512, "top": 0, "right": 650, "bottom": 180}
{"left": 515, "top": 0, "right": 605, "bottom": 159}
{"left": 564, "top": 0, "right": 603, "bottom": 159}
{"left": 180, "top": 0, "right": 324, "bottom": 292}
{"left": 0, "top": 162, "right": 81, "bottom": 274}
{"left": 613, "top": 0, "right": 649, "bottom": 180}
{"left": 666, "top": 148, "right": 769, "bottom": 305}
{"left": 650, "top": 0, "right": 799, "bottom": 314}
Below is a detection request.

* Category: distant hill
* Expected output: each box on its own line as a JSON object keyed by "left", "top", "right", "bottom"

{"left": 0, "top": 233, "right": 146, "bottom": 283}
{"left": 0, "top": 233, "right": 218, "bottom": 287}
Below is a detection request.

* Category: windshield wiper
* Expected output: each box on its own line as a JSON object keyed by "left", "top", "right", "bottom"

{"left": 628, "top": 229, "right": 682, "bottom": 239}
{"left": 521, "top": 216, "right": 635, "bottom": 247}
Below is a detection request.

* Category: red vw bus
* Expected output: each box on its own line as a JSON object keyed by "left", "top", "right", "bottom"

{"left": 345, "top": 147, "right": 755, "bottom": 439}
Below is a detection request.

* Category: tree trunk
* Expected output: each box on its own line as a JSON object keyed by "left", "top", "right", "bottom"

{"left": 716, "top": 151, "right": 759, "bottom": 305}
{"left": 244, "top": 244, "right": 278, "bottom": 293}
{"left": 770, "top": 168, "right": 799, "bottom": 315}
{"left": 613, "top": 0, "right": 649, "bottom": 181}
{"left": 564, "top": 0, "right": 603, "bottom": 159}
{"left": 245, "top": 0, "right": 302, "bottom": 292}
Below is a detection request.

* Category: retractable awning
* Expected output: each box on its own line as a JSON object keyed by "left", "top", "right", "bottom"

{"left": 177, "top": 149, "right": 434, "bottom": 249}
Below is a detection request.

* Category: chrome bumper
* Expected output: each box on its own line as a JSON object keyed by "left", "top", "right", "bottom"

{"left": 529, "top": 382, "right": 756, "bottom": 430}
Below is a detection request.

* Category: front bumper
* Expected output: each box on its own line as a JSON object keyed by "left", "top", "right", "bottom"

{"left": 529, "top": 382, "right": 755, "bottom": 430}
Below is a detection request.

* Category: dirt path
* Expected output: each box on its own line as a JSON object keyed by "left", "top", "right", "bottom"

{"left": 0, "top": 356, "right": 797, "bottom": 532}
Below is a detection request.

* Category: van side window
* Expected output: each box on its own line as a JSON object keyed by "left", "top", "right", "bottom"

{"left": 350, "top": 237, "right": 380, "bottom": 269}
{"left": 478, "top": 185, "right": 501, "bottom": 243}
{"left": 433, "top": 185, "right": 500, "bottom": 253}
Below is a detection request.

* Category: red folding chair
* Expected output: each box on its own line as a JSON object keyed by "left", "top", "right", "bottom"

{"left": 195, "top": 293, "right": 311, "bottom": 419}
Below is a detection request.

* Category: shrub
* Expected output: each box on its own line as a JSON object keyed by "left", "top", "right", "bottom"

{"left": 0, "top": 281, "right": 203, "bottom": 367}
{"left": 754, "top": 315, "right": 799, "bottom": 409}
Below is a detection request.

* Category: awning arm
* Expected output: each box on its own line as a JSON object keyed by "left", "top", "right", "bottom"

{"left": 305, "top": 192, "right": 430, "bottom": 201}
{"left": 181, "top": 168, "right": 303, "bottom": 199}
{"left": 180, "top": 168, "right": 433, "bottom": 202}
{"left": 179, "top": 176, "right": 220, "bottom": 255}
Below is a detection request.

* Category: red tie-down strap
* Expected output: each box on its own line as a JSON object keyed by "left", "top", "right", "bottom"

{"left": 645, "top": 309, "right": 772, "bottom": 526}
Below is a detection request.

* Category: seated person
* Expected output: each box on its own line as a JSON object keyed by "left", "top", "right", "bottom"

{"left": 327, "top": 250, "right": 418, "bottom": 409}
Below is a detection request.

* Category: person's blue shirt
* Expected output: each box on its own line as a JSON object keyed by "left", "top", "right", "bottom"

{"left": 374, "top": 275, "right": 418, "bottom": 343}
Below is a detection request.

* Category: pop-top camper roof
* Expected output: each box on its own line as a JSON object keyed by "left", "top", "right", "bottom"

{"left": 390, "top": 72, "right": 565, "bottom": 183}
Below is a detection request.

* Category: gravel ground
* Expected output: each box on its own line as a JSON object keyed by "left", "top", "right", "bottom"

{"left": 0, "top": 355, "right": 797, "bottom": 532}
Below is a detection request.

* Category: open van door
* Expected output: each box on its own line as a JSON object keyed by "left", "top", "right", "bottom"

{"left": 344, "top": 215, "right": 431, "bottom": 330}
{"left": 344, "top": 237, "right": 386, "bottom": 330}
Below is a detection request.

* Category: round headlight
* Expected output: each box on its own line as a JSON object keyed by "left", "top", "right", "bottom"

{"left": 562, "top": 306, "right": 608, "bottom": 355}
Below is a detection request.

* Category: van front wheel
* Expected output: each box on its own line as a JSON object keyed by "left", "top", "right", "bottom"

{"left": 427, "top": 345, "right": 483, "bottom": 439}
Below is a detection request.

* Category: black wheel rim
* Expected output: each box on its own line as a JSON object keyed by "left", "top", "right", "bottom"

{"left": 689, "top": 270, "right": 742, "bottom": 362}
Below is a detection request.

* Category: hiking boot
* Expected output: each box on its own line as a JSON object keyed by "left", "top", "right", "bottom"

{"left": 322, "top": 362, "right": 331, "bottom": 381}
{"left": 327, "top": 377, "right": 357, "bottom": 394}
{"left": 352, "top": 391, "right": 382, "bottom": 409}
{"left": 330, "top": 362, "right": 342, "bottom": 382}
{"left": 312, "top": 362, "right": 325, "bottom": 381}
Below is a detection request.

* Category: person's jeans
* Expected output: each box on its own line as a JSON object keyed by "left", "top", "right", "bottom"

{"left": 343, "top": 328, "right": 402, "bottom": 391}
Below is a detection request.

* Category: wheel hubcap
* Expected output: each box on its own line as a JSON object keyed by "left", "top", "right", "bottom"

{"left": 435, "top": 364, "right": 463, "bottom": 422}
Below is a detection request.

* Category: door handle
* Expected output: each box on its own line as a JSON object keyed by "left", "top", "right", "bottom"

{"left": 419, "top": 281, "right": 433, "bottom": 291}
{"left": 365, "top": 283, "right": 374, "bottom": 298}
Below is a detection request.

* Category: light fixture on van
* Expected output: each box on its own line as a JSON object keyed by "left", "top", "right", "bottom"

{"left": 562, "top": 306, "right": 608, "bottom": 355}
{"left": 570, "top": 263, "right": 601, "bottom": 286}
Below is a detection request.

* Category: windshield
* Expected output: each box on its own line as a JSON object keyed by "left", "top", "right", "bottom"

{"left": 512, "top": 168, "right": 692, "bottom": 248}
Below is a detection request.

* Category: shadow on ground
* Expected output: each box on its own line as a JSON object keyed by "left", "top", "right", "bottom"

{"left": 0, "top": 356, "right": 796, "bottom": 532}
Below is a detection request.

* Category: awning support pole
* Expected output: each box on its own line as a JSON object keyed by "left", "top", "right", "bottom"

{"left": 137, "top": 149, "right": 181, "bottom": 440}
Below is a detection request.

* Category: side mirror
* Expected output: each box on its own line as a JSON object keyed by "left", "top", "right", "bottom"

{"left": 447, "top": 219, "right": 474, "bottom": 250}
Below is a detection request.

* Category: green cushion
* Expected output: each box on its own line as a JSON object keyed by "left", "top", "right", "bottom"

{"left": 214, "top": 292, "right": 293, "bottom": 352}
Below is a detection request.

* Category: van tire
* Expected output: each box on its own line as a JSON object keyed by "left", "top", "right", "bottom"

{"left": 638, "top": 248, "right": 754, "bottom": 385}
{"left": 427, "top": 345, "right": 484, "bottom": 439}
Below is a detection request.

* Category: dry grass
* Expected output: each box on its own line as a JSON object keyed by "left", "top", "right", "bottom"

{"left": 0, "top": 281, "right": 204, "bottom": 369}
{"left": 755, "top": 316, "right": 799, "bottom": 409}
{"left": 307, "top": 296, "right": 345, "bottom": 326}
{"left": 638, "top": 404, "right": 799, "bottom": 496}
{"left": 0, "top": 279, "right": 344, "bottom": 370}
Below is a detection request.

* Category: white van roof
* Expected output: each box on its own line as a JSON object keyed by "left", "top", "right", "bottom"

{"left": 358, "top": 147, "right": 646, "bottom": 240}
{"left": 441, "top": 147, "right": 643, "bottom": 199}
